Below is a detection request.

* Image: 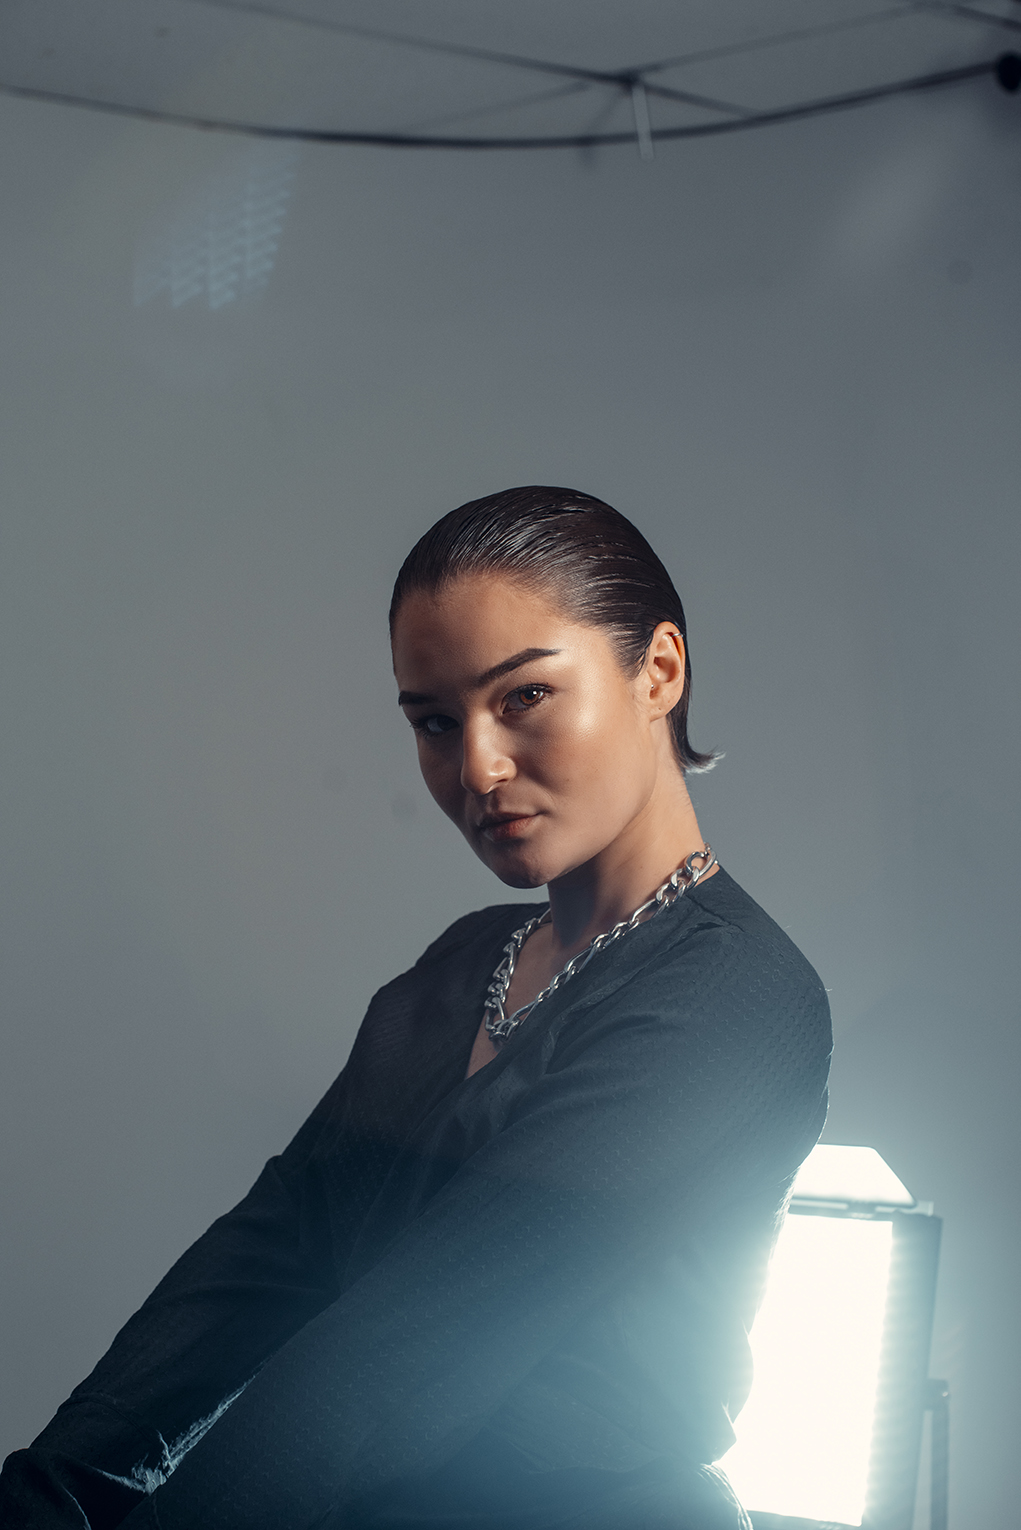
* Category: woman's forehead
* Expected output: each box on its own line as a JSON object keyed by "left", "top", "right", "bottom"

{"left": 391, "top": 577, "right": 606, "bottom": 691}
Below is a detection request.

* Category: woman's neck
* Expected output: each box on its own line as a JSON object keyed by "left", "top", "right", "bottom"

{"left": 544, "top": 768, "right": 712, "bottom": 960}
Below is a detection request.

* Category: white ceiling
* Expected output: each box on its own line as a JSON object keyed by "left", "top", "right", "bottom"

{"left": 0, "top": 0, "right": 1018, "bottom": 143}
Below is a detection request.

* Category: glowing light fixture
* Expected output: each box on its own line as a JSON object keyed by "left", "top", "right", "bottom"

{"left": 791, "top": 1144, "right": 915, "bottom": 1210}
{"left": 721, "top": 1145, "right": 942, "bottom": 1530}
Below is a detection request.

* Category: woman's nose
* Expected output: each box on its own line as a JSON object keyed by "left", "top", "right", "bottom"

{"left": 459, "top": 720, "right": 515, "bottom": 796}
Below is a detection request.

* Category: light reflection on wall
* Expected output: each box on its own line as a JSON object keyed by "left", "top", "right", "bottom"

{"left": 134, "top": 143, "right": 298, "bottom": 311}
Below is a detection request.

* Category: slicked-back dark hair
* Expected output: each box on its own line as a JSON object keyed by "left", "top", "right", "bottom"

{"left": 389, "top": 485, "right": 716, "bottom": 773}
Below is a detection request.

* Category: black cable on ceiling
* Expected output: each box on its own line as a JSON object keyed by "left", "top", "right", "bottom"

{"left": 0, "top": 56, "right": 1014, "bottom": 149}
{"left": 184, "top": 0, "right": 919, "bottom": 88}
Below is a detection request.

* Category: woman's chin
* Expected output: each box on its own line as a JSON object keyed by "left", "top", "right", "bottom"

{"left": 489, "top": 863, "right": 549, "bottom": 891}
{"left": 477, "top": 844, "right": 550, "bottom": 891}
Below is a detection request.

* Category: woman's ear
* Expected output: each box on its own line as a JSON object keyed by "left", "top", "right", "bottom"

{"left": 642, "top": 623, "right": 687, "bottom": 721}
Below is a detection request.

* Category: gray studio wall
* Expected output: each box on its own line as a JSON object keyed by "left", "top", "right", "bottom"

{"left": 1, "top": 77, "right": 1019, "bottom": 1528}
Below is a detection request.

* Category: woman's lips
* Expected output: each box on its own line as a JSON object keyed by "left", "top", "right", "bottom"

{"left": 478, "top": 813, "right": 538, "bottom": 842}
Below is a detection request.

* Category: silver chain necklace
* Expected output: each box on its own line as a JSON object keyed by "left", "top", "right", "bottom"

{"left": 483, "top": 846, "right": 717, "bottom": 1043}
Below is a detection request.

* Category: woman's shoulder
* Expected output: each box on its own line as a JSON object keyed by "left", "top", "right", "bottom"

{"left": 567, "top": 866, "right": 829, "bottom": 1055}
{"left": 686, "top": 867, "right": 824, "bottom": 975}
{"left": 658, "top": 864, "right": 831, "bottom": 1032}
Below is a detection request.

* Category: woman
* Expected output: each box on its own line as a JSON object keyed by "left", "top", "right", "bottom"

{"left": 1, "top": 486, "right": 831, "bottom": 1530}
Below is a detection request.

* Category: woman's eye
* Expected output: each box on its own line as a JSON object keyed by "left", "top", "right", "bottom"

{"left": 411, "top": 713, "right": 458, "bottom": 737}
{"left": 506, "top": 684, "right": 549, "bottom": 712}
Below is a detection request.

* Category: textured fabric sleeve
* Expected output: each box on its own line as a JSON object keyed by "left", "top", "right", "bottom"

{"left": 0, "top": 907, "right": 516, "bottom": 1530}
{"left": 0, "top": 1086, "right": 344, "bottom": 1530}
{"left": 115, "top": 922, "right": 830, "bottom": 1530}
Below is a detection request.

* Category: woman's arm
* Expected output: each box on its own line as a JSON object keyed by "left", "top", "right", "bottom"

{"left": 0, "top": 907, "right": 505, "bottom": 1530}
{"left": 115, "top": 926, "right": 830, "bottom": 1530}
{"left": 0, "top": 1087, "right": 343, "bottom": 1530}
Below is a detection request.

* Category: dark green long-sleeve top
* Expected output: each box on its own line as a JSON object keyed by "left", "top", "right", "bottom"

{"left": 0, "top": 868, "right": 831, "bottom": 1530}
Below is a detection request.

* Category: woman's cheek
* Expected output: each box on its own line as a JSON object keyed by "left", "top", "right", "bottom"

{"left": 536, "top": 696, "right": 602, "bottom": 763}
{"left": 417, "top": 749, "right": 458, "bottom": 812}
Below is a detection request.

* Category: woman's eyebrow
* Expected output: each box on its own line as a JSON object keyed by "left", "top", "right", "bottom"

{"left": 397, "top": 648, "right": 562, "bottom": 708}
{"left": 476, "top": 647, "right": 562, "bottom": 687}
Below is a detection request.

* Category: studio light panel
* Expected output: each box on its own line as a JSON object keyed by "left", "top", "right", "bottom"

{"left": 719, "top": 1146, "right": 940, "bottom": 1530}
{"left": 721, "top": 1212, "right": 894, "bottom": 1526}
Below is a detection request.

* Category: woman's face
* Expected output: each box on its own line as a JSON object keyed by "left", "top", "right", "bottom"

{"left": 391, "top": 575, "right": 684, "bottom": 889}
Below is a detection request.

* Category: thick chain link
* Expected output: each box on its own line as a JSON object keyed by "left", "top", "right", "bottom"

{"left": 483, "top": 846, "right": 717, "bottom": 1043}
